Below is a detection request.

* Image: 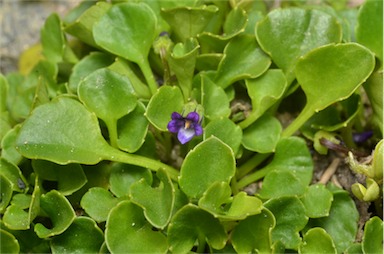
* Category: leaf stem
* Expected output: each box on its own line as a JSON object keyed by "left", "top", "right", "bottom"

{"left": 281, "top": 104, "right": 314, "bottom": 138}
{"left": 139, "top": 59, "right": 158, "bottom": 96}
{"left": 105, "top": 118, "right": 118, "bottom": 148}
{"left": 237, "top": 167, "right": 271, "bottom": 189}
{"left": 237, "top": 153, "right": 270, "bottom": 179}
{"left": 106, "top": 148, "right": 179, "bottom": 181}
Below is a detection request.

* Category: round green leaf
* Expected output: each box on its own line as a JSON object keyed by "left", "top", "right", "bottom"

{"left": 50, "top": 217, "right": 104, "bottom": 254}
{"left": 130, "top": 168, "right": 175, "bottom": 229}
{"left": 109, "top": 163, "right": 152, "bottom": 198}
{"left": 0, "top": 158, "right": 28, "bottom": 193}
{"left": 299, "top": 228, "right": 337, "bottom": 254}
{"left": 264, "top": 196, "right": 308, "bottom": 250}
{"left": 362, "top": 216, "right": 383, "bottom": 254}
{"left": 68, "top": 52, "right": 115, "bottom": 94}
{"left": 0, "top": 230, "right": 20, "bottom": 254}
{"left": 258, "top": 171, "right": 306, "bottom": 199}
{"left": 78, "top": 68, "right": 137, "bottom": 121}
{"left": 301, "top": 184, "right": 333, "bottom": 218}
{"left": 214, "top": 34, "right": 271, "bottom": 89}
{"left": 167, "top": 204, "right": 227, "bottom": 253}
{"left": 232, "top": 209, "right": 276, "bottom": 253}
{"left": 117, "top": 102, "right": 149, "bottom": 153}
{"left": 80, "top": 187, "right": 119, "bottom": 223}
{"left": 105, "top": 201, "right": 168, "bottom": 253}
{"left": 15, "top": 96, "right": 114, "bottom": 165}
{"left": 242, "top": 114, "right": 282, "bottom": 153}
{"left": 307, "top": 190, "right": 359, "bottom": 253}
{"left": 0, "top": 175, "right": 13, "bottom": 213}
{"left": 198, "top": 182, "right": 263, "bottom": 220}
{"left": 32, "top": 160, "right": 87, "bottom": 196}
{"left": 41, "top": 13, "right": 65, "bottom": 63}
{"left": 356, "top": 0, "right": 383, "bottom": 64}
{"left": 204, "top": 118, "right": 242, "bottom": 154}
{"left": 179, "top": 137, "right": 236, "bottom": 199}
{"left": 34, "top": 190, "right": 76, "bottom": 238}
{"left": 146, "top": 86, "right": 184, "bottom": 131}
{"left": 256, "top": 8, "right": 342, "bottom": 82}
{"left": 1, "top": 125, "right": 24, "bottom": 165}
{"left": 296, "top": 43, "right": 375, "bottom": 113}
{"left": 93, "top": 2, "right": 157, "bottom": 64}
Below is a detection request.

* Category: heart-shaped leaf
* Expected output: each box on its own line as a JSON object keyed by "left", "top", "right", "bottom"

{"left": 240, "top": 69, "right": 287, "bottom": 129}
{"left": 264, "top": 196, "right": 308, "bottom": 250}
{"left": 78, "top": 68, "right": 137, "bottom": 122}
{"left": 362, "top": 216, "right": 383, "bottom": 254}
{"left": 231, "top": 209, "right": 276, "bottom": 253}
{"left": 0, "top": 230, "right": 19, "bottom": 254}
{"left": 256, "top": 8, "right": 342, "bottom": 83}
{"left": 161, "top": 5, "right": 218, "bottom": 42}
{"left": 179, "top": 136, "right": 236, "bottom": 199}
{"left": 301, "top": 184, "right": 333, "bottom": 218}
{"left": 80, "top": 187, "right": 120, "bottom": 223}
{"left": 198, "top": 182, "right": 263, "bottom": 220}
{"left": 242, "top": 114, "right": 282, "bottom": 153}
{"left": 167, "top": 204, "right": 227, "bottom": 253}
{"left": 130, "top": 168, "right": 175, "bottom": 229}
{"left": 105, "top": 201, "right": 168, "bottom": 253}
{"left": 214, "top": 35, "right": 271, "bottom": 89}
{"left": 299, "top": 228, "right": 337, "bottom": 254}
{"left": 50, "top": 217, "right": 104, "bottom": 254}
{"left": 34, "top": 190, "right": 76, "bottom": 238}
{"left": 204, "top": 118, "right": 242, "bottom": 155}
{"left": 109, "top": 163, "right": 153, "bottom": 198}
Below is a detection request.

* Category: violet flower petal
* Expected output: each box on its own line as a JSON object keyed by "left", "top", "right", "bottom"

{"left": 194, "top": 124, "right": 203, "bottom": 136}
{"left": 171, "top": 112, "right": 183, "bottom": 120}
{"left": 178, "top": 128, "right": 195, "bottom": 144}
{"left": 167, "top": 119, "right": 183, "bottom": 133}
{"left": 186, "top": 112, "right": 200, "bottom": 123}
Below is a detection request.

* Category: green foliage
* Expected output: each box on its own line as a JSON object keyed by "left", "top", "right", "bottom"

{"left": 1, "top": 0, "right": 382, "bottom": 253}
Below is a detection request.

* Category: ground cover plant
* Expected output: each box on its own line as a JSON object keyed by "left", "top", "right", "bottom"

{"left": 0, "top": 0, "right": 383, "bottom": 253}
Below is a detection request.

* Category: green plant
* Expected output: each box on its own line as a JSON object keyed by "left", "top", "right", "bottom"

{"left": 1, "top": 0, "right": 382, "bottom": 253}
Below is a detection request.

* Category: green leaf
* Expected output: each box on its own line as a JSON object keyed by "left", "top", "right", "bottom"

{"left": 0, "top": 175, "right": 12, "bottom": 213}
{"left": 301, "top": 184, "right": 334, "bottom": 218}
{"left": 34, "top": 190, "right": 76, "bottom": 238}
{"left": 198, "top": 182, "right": 262, "bottom": 220}
{"left": 307, "top": 190, "right": 359, "bottom": 253}
{"left": 204, "top": 118, "right": 242, "bottom": 154}
{"left": 168, "top": 38, "right": 200, "bottom": 100}
{"left": 93, "top": 2, "right": 157, "bottom": 65}
{"left": 299, "top": 228, "right": 337, "bottom": 254}
{"left": 214, "top": 35, "right": 271, "bottom": 89}
{"left": 78, "top": 68, "right": 137, "bottom": 122}
{"left": 15, "top": 96, "right": 114, "bottom": 164}
{"left": 283, "top": 43, "right": 375, "bottom": 137}
{"left": 240, "top": 69, "right": 287, "bottom": 129}
{"left": 264, "top": 196, "right": 308, "bottom": 250}
{"left": 80, "top": 187, "right": 119, "bottom": 223}
{"left": 1, "top": 125, "right": 23, "bottom": 165}
{"left": 256, "top": 8, "right": 342, "bottom": 82}
{"left": 146, "top": 86, "right": 184, "bottom": 131}
{"left": 0, "top": 74, "right": 8, "bottom": 112}
{"left": 201, "top": 74, "right": 231, "bottom": 120}
{"left": 0, "top": 230, "right": 20, "bottom": 254}
{"left": 130, "top": 168, "right": 174, "bottom": 229}
{"left": 109, "top": 163, "right": 153, "bottom": 198}
{"left": 258, "top": 171, "right": 306, "bottom": 199}
{"left": 68, "top": 52, "right": 115, "bottom": 94}
{"left": 231, "top": 209, "right": 276, "bottom": 253}
{"left": 117, "top": 102, "right": 149, "bottom": 153}
{"left": 0, "top": 158, "right": 28, "bottom": 193}
{"left": 41, "top": 13, "right": 65, "bottom": 63}
{"left": 167, "top": 204, "right": 227, "bottom": 253}
{"left": 179, "top": 137, "right": 236, "bottom": 199}
{"left": 242, "top": 114, "right": 282, "bottom": 153}
{"left": 64, "top": 2, "right": 112, "bottom": 48}
{"left": 32, "top": 160, "right": 87, "bottom": 196}
{"left": 105, "top": 201, "right": 168, "bottom": 253}
{"left": 362, "top": 217, "right": 383, "bottom": 254}
{"left": 356, "top": 0, "right": 383, "bottom": 64}
{"left": 364, "top": 71, "right": 383, "bottom": 134}
{"left": 161, "top": 5, "right": 218, "bottom": 42}
{"left": 50, "top": 217, "right": 104, "bottom": 254}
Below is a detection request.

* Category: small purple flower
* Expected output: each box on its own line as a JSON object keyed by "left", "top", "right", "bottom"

{"left": 167, "top": 112, "right": 203, "bottom": 144}
{"left": 353, "top": 131, "right": 373, "bottom": 143}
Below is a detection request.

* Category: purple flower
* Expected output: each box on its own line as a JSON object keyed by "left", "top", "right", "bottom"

{"left": 167, "top": 112, "right": 203, "bottom": 144}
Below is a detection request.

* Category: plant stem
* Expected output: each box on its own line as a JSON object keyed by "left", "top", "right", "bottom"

{"left": 139, "top": 59, "right": 158, "bottom": 96}
{"left": 105, "top": 118, "right": 118, "bottom": 148}
{"left": 237, "top": 167, "right": 271, "bottom": 189}
{"left": 106, "top": 148, "right": 179, "bottom": 181}
{"left": 281, "top": 104, "right": 314, "bottom": 138}
{"left": 237, "top": 153, "right": 270, "bottom": 179}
